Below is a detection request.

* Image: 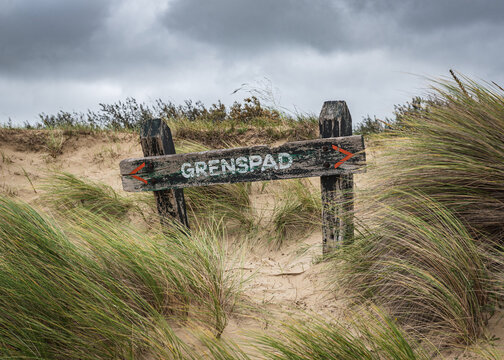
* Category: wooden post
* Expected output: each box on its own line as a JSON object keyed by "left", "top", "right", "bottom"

{"left": 319, "top": 101, "right": 354, "bottom": 255}
{"left": 140, "top": 118, "right": 189, "bottom": 229}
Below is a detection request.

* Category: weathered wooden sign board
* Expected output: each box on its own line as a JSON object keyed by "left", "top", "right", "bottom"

{"left": 119, "top": 101, "right": 366, "bottom": 255}
{"left": 120, "top": 136, "right": 365, "bottom": 191}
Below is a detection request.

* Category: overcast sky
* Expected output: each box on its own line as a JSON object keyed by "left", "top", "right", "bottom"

{"left": 1, "top": 0, "right": 503, "bottom": 126}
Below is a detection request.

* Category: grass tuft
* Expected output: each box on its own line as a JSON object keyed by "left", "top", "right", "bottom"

{"left": 255, "top": 307, "right": 432, "bottom": 360}
{"left": 369, "top": 76, "right": 504, "bottom": 240}
{"left": 43, "top": 129, "right": 65, "bottom": 157}
{"left": 334, "top": 191, "right": 503, "bottom": 344}
{"left": 271, "top": 179, "right": 321, "bottom": 248}
{"left": 66, "top": 208, "right": 246, "bottom": 337}
{"left": 0, "top": 195, "right": 190, "bottom": 359}
{"left": 41, "top": 172, "right": 136, "bottom": 220}
{"left": 334, "top": 76, "right": 504, "bottom": 345}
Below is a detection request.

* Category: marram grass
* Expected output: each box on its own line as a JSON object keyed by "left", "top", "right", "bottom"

{"left": 335, "top": 77, "right": 504, "bottom": 345}
{"left": 271, "top": 179, "right": 321, "bottom": 248}
{"left": 41, "top": 172, "right": 137, "bottom": 220}
{"left": 0, "top": 195, "right": 245, "bottom": 358}
{"left": 369, "top": 76, "right": 504, "bottom": 239}
{"left": 0, "top": 195, "right": 189, "bottom": 359}
{"left": 185, "top": 182, "right": 255, "bottom": 234}
{"left": 333, "top": 191, "right": 503, "bottom": 344}
{"left": 188, "top": 307, "right": 436, "bottom": 360}
{"left": 255, "top": 307, "right": 432, "bottom": 360}
{"left": 64, "top": 208, "right": 247, "bottom": 338}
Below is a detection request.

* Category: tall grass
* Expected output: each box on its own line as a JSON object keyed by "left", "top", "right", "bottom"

{"left": 41, "top": 172, "right": 136, "bottom": 220}
{"left": 0, "top": 196, "right": 188, "bottom": 359}
{"left": 370, "top": 76, "right": 504, "bottom": 240}
{"left": 271, "top": 179, "right": 321, "bottom": 248}
{"left": 65, "top": 209, "right": 246, "bottom": 338}
{"left": 190, "top": 308, "right": 435, "bottom": 360}
{"left": 331, "top": 76, "right": 504, "bottom": 345}
{"left": 333, "top": 193, "right": 502, "bottom": 344}
{"left": 40, "top": 170, "right": 248, "bottom": 334}
{"left": 185, "top": 183, "right": 254, "bottom": 234}
{"left": 0, "top": 195, "right": 245, "bottom": 357}
{"left": 255, "top": 308, "right": 431, "bottom": 360}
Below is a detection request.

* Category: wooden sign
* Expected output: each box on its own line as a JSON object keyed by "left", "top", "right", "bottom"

{"left": 119, "top": 101, "right": 366, "bottom": 255}
{"left": 120, "top": 135, "right": 365, "bottom": 192}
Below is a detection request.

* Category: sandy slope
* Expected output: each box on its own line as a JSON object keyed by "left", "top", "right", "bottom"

{"left": 0, "top": 129, "right": 502, "bottom": 358}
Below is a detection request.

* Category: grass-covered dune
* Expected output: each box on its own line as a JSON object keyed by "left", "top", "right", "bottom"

{"left": 332, "top": 76, "right": 504, "bottom": 346}
{"left": 0, "top": 75, "right": 503, "bottom": 359}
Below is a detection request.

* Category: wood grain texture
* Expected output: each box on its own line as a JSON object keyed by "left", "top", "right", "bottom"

{"left": 319, "top": 101, "right": 355, "bottom": 255}
{"left": 139, "top": 118, "right": 189, "bottom": 228}
{"left": 120, "top": 135, "right": 365, "bottom": 192}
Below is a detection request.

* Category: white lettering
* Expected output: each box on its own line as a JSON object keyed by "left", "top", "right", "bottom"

{"left": 208, "top": 159, "right": 220, "bottom": 176}
{"left": 195, "top": 161, "right": 208, "bottom": 177}
{"left": 261, "top": 154, "right": 278, "bottom": 171}
{"left": 180, "top": 152, "right": 293, "bottom": 179}
{"left": 221, "top": 159, "right": 236, "bottom": 174}
{"left": 181, "top": 163, "right": 195, "bottom": 178}
{"left": 249, "top": 155, "right": 262, "bottom": 172}
{"left": 236, "top": 157, "right": 249, "bottom": 174}
{"left": 278, "top": 153, "right": 293, "bottom": 169}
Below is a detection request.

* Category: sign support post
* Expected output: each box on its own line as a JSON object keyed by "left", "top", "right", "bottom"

{"left": 139, "top": 118, "right": 189, "bottom": 229}
{"left": 319, "top": 101, "right": 354, "bottom": 255}
{"left": 120, "top": 102, "right": 365, "bottom": 255}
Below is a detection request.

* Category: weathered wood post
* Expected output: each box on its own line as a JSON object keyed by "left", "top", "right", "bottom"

{"left": 140, "top": 118, "right": 189, "bottom": 228}
{"left": 319, "top": 101, "right": 354, "bottom": 255}
{"left": 121, "top": 109, "right": 365, "bottom": 253}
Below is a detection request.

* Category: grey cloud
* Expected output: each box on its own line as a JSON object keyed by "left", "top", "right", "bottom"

{"left": 348, "top": 0, "right": 504, "bottom": 30}
{"left": 0, "top": 0, "right": 208, "bottom": 81}
{"left": 162, "top": 0, "right": 357, "bottom": 52}
{"left": 0, "top": 0, "right": 111, "bottom": 74}
{"left": 0, "top": 0, "right": 502, "bottom": 127}
{"left": 163, "top": 0, "right": 504, "bottom": 54}
{"left": 400, "top": 0, "right": 504, "bottom": 30}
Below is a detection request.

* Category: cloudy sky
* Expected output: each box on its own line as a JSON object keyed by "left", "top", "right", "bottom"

{"left": 1, "top": 0, "right": 503, "bottom": 126}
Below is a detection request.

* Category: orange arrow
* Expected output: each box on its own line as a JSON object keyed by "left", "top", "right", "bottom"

{"left": 332, "top": 145, "right": 354, "bottom": 169}
{"left": 129, "top": 162, "right": 148, "bottom": 184}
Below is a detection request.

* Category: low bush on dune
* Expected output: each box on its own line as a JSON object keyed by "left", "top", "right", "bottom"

{"left": 24, "top": 96, "right": 319, "bottom": 146}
